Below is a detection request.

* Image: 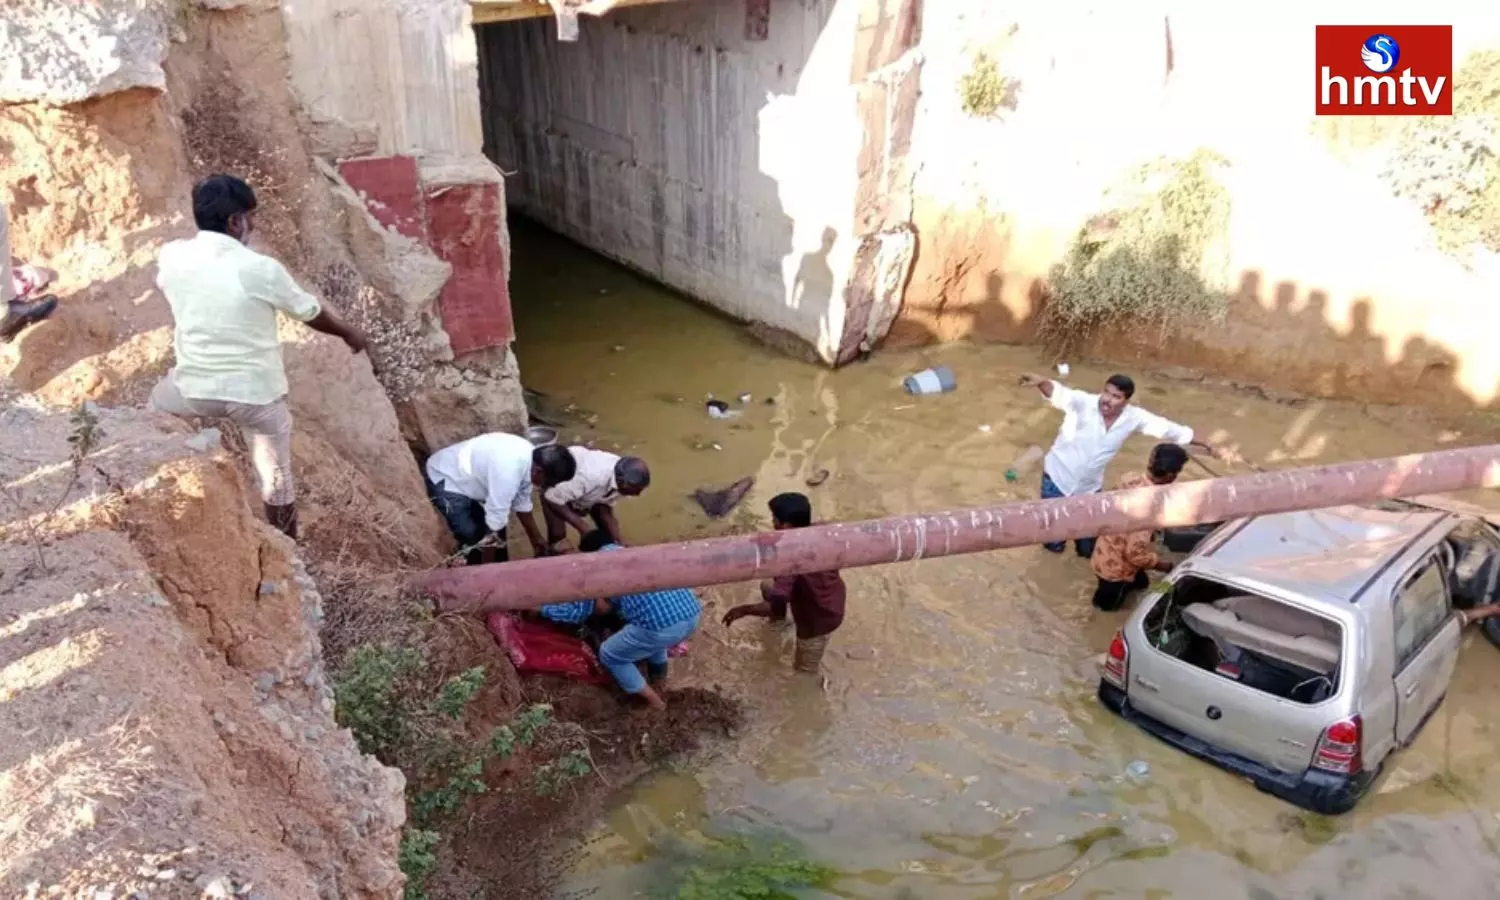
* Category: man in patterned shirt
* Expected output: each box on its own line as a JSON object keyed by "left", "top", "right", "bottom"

{"left": 539, "top": 536, "right": 701, "bottom": 710}
{"left": 1089, "top": 443, "right": 1188, "bottom": 611}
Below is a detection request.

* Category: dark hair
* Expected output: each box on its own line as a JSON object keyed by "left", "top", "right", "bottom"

{"left": 615, "top": 456, "right": 651, "bottom": 492}
{"left": 533, "top": 444, "right": 577, "bottom": 485}
{"left": 193, "top": 174, "right": 257, "bottom": 234}
{"left": 1104, "top": 373, "right": 1136, "bottom": 399}
{"left": 578, "top": 530, "right": 612, "bottom": 552}
{"left": 768, "top": 492, "right": 813, "bottom": 528}
{"left": 1149, "top": 443, "right": 1189, "bottom": 478}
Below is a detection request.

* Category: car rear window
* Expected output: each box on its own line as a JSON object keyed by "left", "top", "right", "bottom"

{"left": 1143, "top": 575, "right": 1343, "bottom": 704}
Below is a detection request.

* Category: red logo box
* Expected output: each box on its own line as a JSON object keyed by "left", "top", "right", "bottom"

{"left": 1315, "top": 25, "right": 1453, "bottom": 115}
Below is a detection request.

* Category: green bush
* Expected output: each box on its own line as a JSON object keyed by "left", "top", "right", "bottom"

{"left": 1380, "top": 51, "right": 1500, "bottom": 256}
{"left": 1041, "top": 149, "right": 1233, "bottom": 352}
{"left": 333, "top": 645, "right": 426, "bottom": 758}
{"left": 398, "top": 828, "right": 441, "bottom": 900}
{"left": 334, "top": 646, "right": 592, "bottom": 891}
{"left": 959, "top": 53, "right": 1008, "bottom": 118}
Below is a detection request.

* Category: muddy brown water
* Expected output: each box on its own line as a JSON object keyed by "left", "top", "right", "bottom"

{"left": 509, "top": 221, "right": 1500, "bottom": 899}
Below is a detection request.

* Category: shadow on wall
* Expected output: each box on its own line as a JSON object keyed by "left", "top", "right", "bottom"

{"left": 894, "top": 238, "right": 1497, "bottom": 415}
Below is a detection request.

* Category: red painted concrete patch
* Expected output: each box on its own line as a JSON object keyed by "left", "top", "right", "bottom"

{"left": 425, "top": 181, "right": 513, "bottom": 354}
{"left": 338, "top": 156, "right": 425, "bottom": 241}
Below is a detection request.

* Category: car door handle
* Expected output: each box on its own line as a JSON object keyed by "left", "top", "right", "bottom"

{"left": 1134, "top": 676, "right": 1161, "bottom": 692}
{"left": 1404, "top": 683, "right": 1419, "bottom": 699}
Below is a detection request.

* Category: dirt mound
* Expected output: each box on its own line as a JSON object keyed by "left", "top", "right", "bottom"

{"left": 0, "top": 403, "right": 406, "bottom": 898}
{"left": 433, "top": 678, "right": 744, "bottom": 900}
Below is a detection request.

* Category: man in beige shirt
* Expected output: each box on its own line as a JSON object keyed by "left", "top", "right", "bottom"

{"left": 542, "top": 446, "right": 650, "bottom": 548}
{"left": 150, "top": 175, "right": 369, "bottom": 539}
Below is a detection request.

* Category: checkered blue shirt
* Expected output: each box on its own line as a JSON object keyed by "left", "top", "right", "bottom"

{"left": 539, "top": 599, "right": 592, "bottom": 624}
{"left": 538, "top": 543, "right": 701, "bottom": 630}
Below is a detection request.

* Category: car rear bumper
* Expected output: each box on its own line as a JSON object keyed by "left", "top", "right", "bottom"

{"left": 1098, "top": 682, "right": 1375, "bottom": 815}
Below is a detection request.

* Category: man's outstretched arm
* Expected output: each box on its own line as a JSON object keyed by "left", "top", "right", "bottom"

{"left": 1018, "top": 372, "right": 1056, "bottom": 399}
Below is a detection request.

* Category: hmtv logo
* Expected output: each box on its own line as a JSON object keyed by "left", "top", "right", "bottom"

{"left": 1315, "top": 25, "right": 1452, "bottom": 115}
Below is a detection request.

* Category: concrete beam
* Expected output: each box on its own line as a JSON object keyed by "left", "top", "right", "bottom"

{"left": 470, "top": 0, "right": 686, "bottom": 26}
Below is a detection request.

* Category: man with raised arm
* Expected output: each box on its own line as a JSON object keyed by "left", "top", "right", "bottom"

{"left": 1019, "top": 371, "right": 1216, "bottom": 558}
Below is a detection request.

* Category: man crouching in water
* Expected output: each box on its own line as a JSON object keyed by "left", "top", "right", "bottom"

{"left": 538, "top": 536, "right": 701, "bottom": 711}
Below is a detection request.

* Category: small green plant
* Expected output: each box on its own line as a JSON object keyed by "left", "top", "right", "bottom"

{"left": 68, "top": 401, "right": 103, "bottom": 463}
{"left": 959, "top": 53, "right": 1009, "bottom": 118}
{"left": 1041, "top": 149, "right": 1233, "bottom": 352}
{"left": 653, "top": 834, "right": 835, "bottom": 900}
{"left": 398, "top": 828, "right": 441, "bottom": 900}
{"left": 490, "top": 703, "right": 551, "bottom": 758}
{"left": 533, "top": 748, "right": 592, "bottom": 797}
{"left": 412, "top": 758, "right": 487, "bottom": 822}
{"left": 333, "top": 645, "right": 426, "bottom": 757}
{"left": 434, "top": 666, "right": 485, "bottom": 719}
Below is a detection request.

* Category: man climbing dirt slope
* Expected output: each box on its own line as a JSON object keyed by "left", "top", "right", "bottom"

{"left": 150, "top": 175, "right": 371, "bottom": 539}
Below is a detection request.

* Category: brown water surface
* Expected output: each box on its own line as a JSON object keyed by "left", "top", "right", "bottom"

{"left": 509, "top": 221, "right": 1500, "bottom": 899}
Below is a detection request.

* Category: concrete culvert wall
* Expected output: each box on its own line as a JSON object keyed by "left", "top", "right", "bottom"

{"left": 477, "top": 0, "right": 909, "bottom": 366}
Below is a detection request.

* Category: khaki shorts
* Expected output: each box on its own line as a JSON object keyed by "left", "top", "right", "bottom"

{"left": 794, "top": 634, "right": 831, "bottom": 673}
{"left": 150, "top": 371, "right": 296, "bottom": 506}
{"left": 1, "top": 201, "right": 13, "bottom": 304}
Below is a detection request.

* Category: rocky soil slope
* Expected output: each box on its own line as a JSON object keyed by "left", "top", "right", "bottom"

{"left": 0, "top": 402, "right": 407, "bottom": 898}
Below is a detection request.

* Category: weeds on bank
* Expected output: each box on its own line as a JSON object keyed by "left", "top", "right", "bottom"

{"left": 959, "top": 53, "right": 1012, "bottom": 118}
{"left": 1041, "top": 149, "right": 1233, "bottom": 354}
{"left": 332, "top": 644, "right": 596, "bottom": 899}
{"left": 1380, "top": 51, "right": 1500, "bottom": 257}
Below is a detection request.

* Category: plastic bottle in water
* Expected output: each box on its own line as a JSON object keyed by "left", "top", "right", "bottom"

{"left": 903, "top": 365, "right": 957, "bottom": 395}
{"left": 1125, "top": 760, "right": 1151, "bottom": 783}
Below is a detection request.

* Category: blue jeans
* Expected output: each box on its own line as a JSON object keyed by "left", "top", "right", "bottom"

{"left": 1041, "top": 472, "right": 1096, "bottom": 558}
{"left": 426, "top": 477, "right": 506, "bottom": 566}
{"left": 598, "top": 616, "right": 699, "bottom": 694}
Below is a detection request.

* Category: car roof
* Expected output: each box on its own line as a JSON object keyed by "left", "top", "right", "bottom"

{"left": 1189, "top": 503, "right": 1454, "bottom": 606}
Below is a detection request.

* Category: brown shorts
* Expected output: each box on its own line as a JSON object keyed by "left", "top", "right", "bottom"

{"left": 150, "top": 371, "right": 296, "bottom": 506}
{"left": 794, "top": 634, "right": 831, "bottom": 673}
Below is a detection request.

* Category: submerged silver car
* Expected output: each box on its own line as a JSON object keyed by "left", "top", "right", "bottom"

{"left": 1098, "top": 498, "right": 1500, "bottom": 814}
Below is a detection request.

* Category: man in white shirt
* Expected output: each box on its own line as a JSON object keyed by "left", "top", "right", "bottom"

{"left": 1019, "top": 372, "right": 1216, "bottom": 557}
{"left": 425, "top": 434, "right": 578, "bottom": 564}
{"left": 542, "top": 447, "right": 651, "bottom": 549}
{"left": 150, "top": 175, "right": 370, "bottom": 539}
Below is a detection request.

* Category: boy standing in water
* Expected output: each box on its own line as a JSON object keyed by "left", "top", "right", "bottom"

{"left": 1089, "top": 443, "right": 1188, "bottom": 611}
{"left": 722, "top": 493, "right": 847, "bottom": 672}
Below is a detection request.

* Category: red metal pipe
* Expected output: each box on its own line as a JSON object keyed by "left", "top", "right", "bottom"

{"left": 418, "top": 444, "right": 1500, "bottom": 614}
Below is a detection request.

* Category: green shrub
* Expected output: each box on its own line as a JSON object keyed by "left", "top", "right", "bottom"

{"left": 1380, "top": 51, "right": 1500, "bottom": 256}
{"left": 333, "top": 645, "right": 426, "bottom": 757}
{"left": 334, "top": 645, "right": 591, "bottom": 891}
{"left": 398, "top": 828, "right": 441, "bottom": 900}
{"left": 1041, "top": 149, "right": 1233, "bottom": 352}
{"left": 959, "top": 53, "right": 1008, "bottom": 118}
{"left": 434, "top": 666, "right": 485, "bottom": 720}
{"left": 533, "top": 748, "right": 592, "bottom": 797}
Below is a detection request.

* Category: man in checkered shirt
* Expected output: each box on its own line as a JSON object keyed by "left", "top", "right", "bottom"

{"left": 540, "top": 534, "right": 701, "bottom": 710}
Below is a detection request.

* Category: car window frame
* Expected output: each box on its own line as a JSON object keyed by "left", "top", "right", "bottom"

{"left": 1391, "top": 553, "right": 1452, "bottom": 673}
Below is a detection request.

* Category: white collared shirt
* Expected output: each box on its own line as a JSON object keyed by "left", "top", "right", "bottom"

{"left": 544, "top": 447, "right": 621, "bottom": 510}
{"left": 157, "top": 231, "right": 322, "bottom": 405}
{"left": 1042, "top": 381, "right": 1193, "bottom": 496}
{"left": 425, "top": 432, "right": 536, "bottom": 532}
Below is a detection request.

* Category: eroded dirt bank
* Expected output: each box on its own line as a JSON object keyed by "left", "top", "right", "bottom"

{"left": 0, "top": 403, "right": 407, "bottom": 897}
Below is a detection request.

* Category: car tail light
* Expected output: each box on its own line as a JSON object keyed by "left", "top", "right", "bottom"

{"left": 1103, "top": 630, "right": 1128, "bottom": 688}
{"left": 1312, "top": 716, "right": 1363, "bottom": 775}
